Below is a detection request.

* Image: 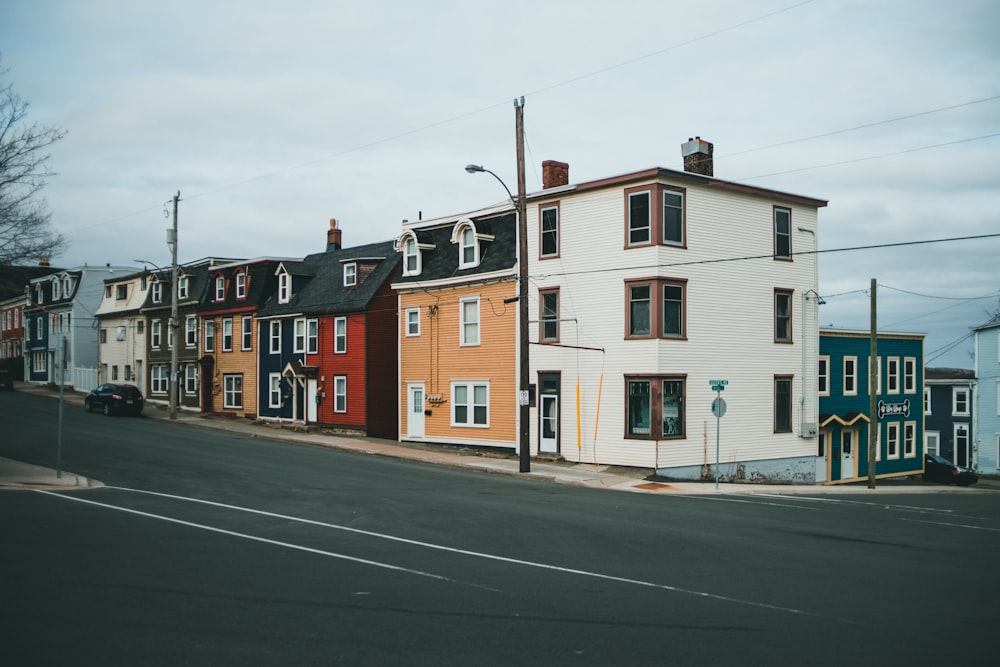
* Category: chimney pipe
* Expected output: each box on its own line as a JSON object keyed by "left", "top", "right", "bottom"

{"left": 681, "top": 137, "right": 713, "bottom": 176}
{"left": 327, "top": 218, "right": 342, "bottom": 250}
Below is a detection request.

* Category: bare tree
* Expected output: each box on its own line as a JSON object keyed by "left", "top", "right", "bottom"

{"left": 0, "top": 66, "right": 67, "bottom": 266}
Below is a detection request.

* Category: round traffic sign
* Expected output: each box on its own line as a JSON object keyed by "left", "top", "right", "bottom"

{"left": 711, "top": 397, "right": 727, "bottom": 418}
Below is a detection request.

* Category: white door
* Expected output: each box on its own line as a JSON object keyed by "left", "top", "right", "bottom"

{"left": 540, "top": 395, "right": 558, "bottom": 454}
{"left": 815, "top": 431, "right": 828, "bottom": 483}
{"left": 407, "top": 383, "right": 425, "bottom": 438}
{"left": 840, "top": 429, "right": 855, "bottom": 480}
{"left": 306, "top": 378, "right": 318, "bottom": 423}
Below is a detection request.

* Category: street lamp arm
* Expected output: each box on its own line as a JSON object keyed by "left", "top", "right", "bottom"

{"left": 465, "top": 164, "right": 516, "bottom": 206}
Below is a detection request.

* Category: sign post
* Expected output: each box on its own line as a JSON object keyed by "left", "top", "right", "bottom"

{"left": 709, "top": 380, "right": 728, "bottom": 490}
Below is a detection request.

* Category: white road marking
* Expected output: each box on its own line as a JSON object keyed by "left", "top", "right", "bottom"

{"left": 900, "top": 517, "right": 1000, "bottom": 532}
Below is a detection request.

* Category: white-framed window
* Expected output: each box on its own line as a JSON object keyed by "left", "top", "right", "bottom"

{"left": 185, "top": 316, "right": 197, "bottom": 347}
{"left": 223, "top": 374, "right": 243, "bottom": 409}
{"left": 953, "top": 387, "right": 969, "bottom": 416}
{"left": 33, "top": 350, "right": 46, "bottom": 372}
{"left": 204, "top": 320, "right": 215, "bottom": 352}
{"left": 540, "top": 204, "right": 559, "bottom": 258}
{"left": 405, "top": 308, "right": 420, "bottom": 336}
{"left": 903, "top": 421, "right": 916, "bottom": 458}
{"left": 268, "top": 373, "right": 282, "bottom": 408}
{"left": 460, "top": 297, "right": 479, "bottom": 346}
{"left": 843, "top": 356, "right": 857, "bottom": 396}
{"left": 774, "top": 206, "right": 791, "bottom": 259}
{"left": 402, "top": 236, "right": 419, "bottom": 276}
{"left": 627, "top": 189, "right": 651, "bottom": 246}
{"left": 185, "top": 364, "right": 198, "bottom": 394}
{"left": 886, "top": 356, "right": 900, "bottom": 395}
{"left": 924, "top": 386, "right": 932, "bottom": 415}
{"left": 151, "top": 320, "right": 162, "bottom": 348}
{"left": 540, "top": 289, "right": 559, "bottom": 342}
{"left": 241, "top": 316, "right": 253, "bottom": 351}
{"left": 334, "top": 317, "right": 346, "bottom": 354}
{"left": 152, "top": 281, "right": 163, "bottom": 303}
{"left": 294, "top": 318, "right": 306, "bottom": 353}
{"left": 818, "top": 355, "right": 830, "bottom": 396}
{"left": 903, "top": 357, "right": 916, "bottom": 394}
{"left": 886, "top": 422, "right": 900, "bottom": 459}
{"left": 343, "top": 262, "right": 357, "bottom": 287}
{"left": 269, "top": 321, "right": 281, "bottom": 354}
{"left": 167, "top": 319, "right": 174, "bottom": 350}
{"left": 459, "top": 225, "right": 477, "bottom": 268}
{"left": 278, "top": 272, "right": 290, "bottom": 304}
{"left": 925, "top": 431, "right": 940, "bottom": 457}
{"left": 215, "top": 276, "right": 225, "bottom": 301}
{"left": 222, "top": 318, "right": 233, "bottom": 352}
{"left": 307, "top": 318, "right": 319, "bottom": 355}
{"left": 235, "top": 272, "right": 247, "bottom": 299}
{"left": 452, "top": 381, "right": 489, "bottom": 427}
{"left": 178, "top": 276, "right": 189, "bottom": 300}
{"left": 334, "top": 375, "right": 347, "bottom": 413}
{"left": 151, "top": 365, "right": 168, "bottom": 394}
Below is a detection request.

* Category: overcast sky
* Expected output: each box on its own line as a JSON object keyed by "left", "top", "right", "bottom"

{"left": 3, "top": 0, "right": 998, "bottom": 368}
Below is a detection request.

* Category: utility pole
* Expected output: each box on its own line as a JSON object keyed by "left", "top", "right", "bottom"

{"left": 868, "top": 278, "right": 877, "bottom": 489}
{"left": 515, "top": 97, "right": 530, "bottom": 473}
{"left": 169, "top": 191, "right": 180, "bottom": 420}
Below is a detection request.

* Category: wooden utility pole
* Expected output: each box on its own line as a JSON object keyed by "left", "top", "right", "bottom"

{"left": 868, "top": 278, "right": 878, "bottom": 489}
{"left": 169, "top": 191, "right": 180, "bottom": 420}
{"left": 515, "top": 97, "right": 530, "bottom": 473}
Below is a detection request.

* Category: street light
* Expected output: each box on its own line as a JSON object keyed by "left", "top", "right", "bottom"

{"left": 465, "top": 97, "right": 530, "bottom": 473}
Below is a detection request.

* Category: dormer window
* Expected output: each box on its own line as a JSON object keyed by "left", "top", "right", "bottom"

{"left": 63, "top": 277, "right": 72, "bottom": 296}
{"left": 452, "top": 219, "right": 493, "bottom": 270}
{"left": 152, "top": 281, "right": 163, "bottom": 304}
{"left": 178, "top": 276, "right": 189, "bottom": 299}
{"left": 215, "top": 275, "right": 225, "bottom": 301}
{"left": 344, "top": 262, "right": 357, "bottom": 287}
{"left": 403, "top": 237, "right": 419, "bottom": 275}
{"left": 277, "top": 272, "right": 290, "bottom": 304}
{"left": 36, "top": 284, "right": 44, "bottom": 305}
{"left": 235, "top": 272, "right": 247, "bottom": 299}
{"left": 52, "top": 279, "right": 61, "bottom": 301}
{"left": 116, "top": 284, "right": 128, "bottom": 300}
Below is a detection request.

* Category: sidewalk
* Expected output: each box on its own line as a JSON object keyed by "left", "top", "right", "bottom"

{"left": 4, "top": 381, "right": 998, "bottom": 495}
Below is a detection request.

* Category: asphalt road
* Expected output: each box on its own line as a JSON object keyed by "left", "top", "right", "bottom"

{"left": 2, "top": 390, "right": 999, "bottom": 665}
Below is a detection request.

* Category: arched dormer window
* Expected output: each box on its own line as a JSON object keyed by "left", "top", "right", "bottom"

{"left": 277, "top": 270, "right": 291, "bottom": 304}
{"left": 395, "top": 231, "right": 433, "bottom": 277}
{"left": 451, "top": 219, "right": 495, "bottom": 270}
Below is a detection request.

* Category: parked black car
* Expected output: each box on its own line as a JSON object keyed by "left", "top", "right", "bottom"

{"left": 923, "top": 453, "right": 978, "bottom": 486}
{"left": 85, "top": 383, "right": 144, "bottom": 416}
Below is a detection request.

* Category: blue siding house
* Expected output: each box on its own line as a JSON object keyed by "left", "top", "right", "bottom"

{"left": 924, "top": 367, "right": 976, "bottom": 469}
{"left": 973, "top": 319, "right": 1000, "bottom": 472}
{"left": 818, "top": 328, "right": 924, "bottom": 483}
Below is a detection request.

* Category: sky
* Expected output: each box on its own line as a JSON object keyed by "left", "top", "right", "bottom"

{"left": 2, "top": 0, "right": 998, "bottom": 369}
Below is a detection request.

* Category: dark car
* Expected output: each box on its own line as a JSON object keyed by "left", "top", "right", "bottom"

{"left": 923, "top": 453, "right": 978, "bottom": 486}
{"left": 0, "top": 368, "right": 12, "bottom": 390}
{"left": 85, "top": 383, "right": 144, "bottom": 416}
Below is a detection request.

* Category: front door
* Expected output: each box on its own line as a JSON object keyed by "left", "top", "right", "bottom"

{"left": 540, "top": 395, "right": 558, "bottom": 454}
{"left": 840, "top": 429, "right": 856, "bottom": 480}
{"left": 815, "top": 430, "right": 828, "bottom": 483}
{"left": 407, "top": 383, "right": 425, "bottom": 438}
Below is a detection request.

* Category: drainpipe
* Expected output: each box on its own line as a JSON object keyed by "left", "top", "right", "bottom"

{"left": 798, "top": 226, "right": 819, "bottom": 437}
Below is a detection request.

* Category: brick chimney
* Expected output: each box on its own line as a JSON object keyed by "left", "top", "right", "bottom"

{"left": 681, "top": 137, "right": 713, "bottom": 176}
{"left": 542, "top": 160, "right": 569, "bottom": 189}
{"left": 38, "top": 256, "right": 51, "bottom": 267}
{"left": 327, "top": 218, "right": 342, "bottom": 251}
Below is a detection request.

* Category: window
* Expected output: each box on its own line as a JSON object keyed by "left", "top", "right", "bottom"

{"left": 868, "top": 356, "right": 882, "bottom": 395}
{"left": 152, "top": 281, "right": 163, "bottom": 303}
{"left": 886, "top": 422, "right": 900, "bottom": 459}
{"left": 222, "top": 318, "right": 233, "bottom": 352}
{"left": 953, "top": 387, "right": 969, "bottom": 416}
{"left": 116, "top": 284, "right": 127, "bottom": 300}
{"left": 540, "top": 289, "right": 559, "bottom": 342}
{"left": 241, "top": 316, "right": 253, "bottom": 350}
{"left": 625, "top": 184, "right": 686, "bottom": 249}
{"left": 269, "top": 373, "right": 282, "bottom": 408}
{"left": 405, "top": 308, "right": 420, "bottom": 336}
{"left": 100, "top": 329, "right": 108, "bottom": 344}
{"left": 903, "top": 421, "right": 916, "bottom": 458}
{"left": 104, "top": 285, "right": 111, "bottom": 299}
{"left": 452, "top": 381, "right": 488, "bottom": 427}
{"left": 774, "top": 376, "right": 793, "bottom": 433}
{"left": 112, "top": 365, "right": 118, "bottom": 380}
{"left": 774, "top": 207, "right": 792, "bottom": 259}
{"left": 459, "top": 226, "right": 477, "bottom": 268}
{"left": 625, "top": 278, "right": 686, "bottom": 339}
{"left": 308, "top": 318, "right": 319, "bottom": 355}
{"left": 904, "top": 357, "right": 916, "bottom": 394}
{"left": 843, "top": 356, "right": 857, "bottom": 396}
{"left": 278, "top": 272, "right": 290, "bottom": 303}
{"left": 293, "top": 319, "right": 306, "bottom": 353}
{"left": 925, "top": 431, "right": 940, "bottom": 456}
{"left": 774, "top": 289, "right": 793, "bottom": 343}
{"left": 269, "top": 321, "right": 281, "bottom": 354}
{"left": 151, "top": 320, "right": 162, "bottom": 348}
{"left": 627, "top": 190, "right": 651, "bottom": 246}
{"left": 625, "top": 376, "right": 686, "bottom": 439}
{"left": 403, "top": 237, "right": 419, "bottom": 276}
{"left": 872, "top": 424, "right": 882, "bottom": 461}
{"left": 334, "top": 375, "right": 347, "bottom": 413}
{"left": 116, "top": 326, "right": 126, "bottom": 341}
{"left": 185, "top": 364, "right": 198, "bottom": 394}
{"left": 223, "top": 374, "right": 243, "bottom": 409}
{"left": 215, "top": 276, "right": 225, "bottom": 301}
{"left": 235, "top": 273, "right": 247, "bottom": 299}
{"left": 333, "top": 317, "right": 346, "bottom": 354}
{"left": 540, "top": 203, "right": 559, "bottom": 258}
{"left": 460, "top": 298, "right": 479, "bottom": 346}
{"left": 662, "top": 190, "right": 684, "bottom": 246}
{"left": 151, "top": 365, "right": 168, "bottom": 394}
{"left": 33, "top": 350, "right": 46, "bottom": 372}
{"left": 178, "top": 276, "right": 189, "bottom": 299}
{"left": 818, "top": 356, "right": 830, "bottom": 396}
{"left": 124, "top": 365, "right": 132, "bottom": 381}
{"left": 887, "top": 357, "right": 900, "bottom": 395}
{"left": 204, "top": 320, "right": 214, "bottom": 352}
{"left": 344, "top": 262, "right": 357, "bottom": 287}
{"left": 185, "top": 316, "right": 197, "bottom": 347}
{"left": 924, "top": 387, "right": 932, "bottom": 415}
